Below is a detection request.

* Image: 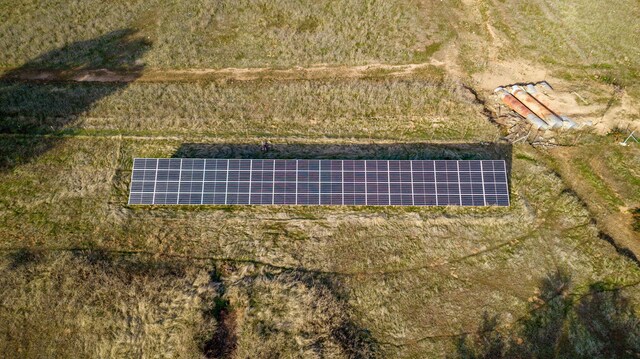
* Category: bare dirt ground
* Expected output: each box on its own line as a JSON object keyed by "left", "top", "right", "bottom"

{"left": 468, "top": 59, "right": 639, "bottom": 134}
{"left": 0, "top": 63, "right": 440, "bottom": 83}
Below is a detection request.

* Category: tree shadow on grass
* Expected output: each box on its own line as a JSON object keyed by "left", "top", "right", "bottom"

{"left": 174, "top": 141, "right": 513, "bottom": 178}
{"left": 0, "top": 28, "right": 150, "bottom": 171}
{"left": 202, "top": 268, "right": 238, "bottom": 359}
{"left": 308, "top": 272, "right": 379, "bottom": 359}
{"left": 455, "top": 269, "right": 640, "bottom": 359}
{"left": 200, "top": 263, "right": 379, "bottom": 358}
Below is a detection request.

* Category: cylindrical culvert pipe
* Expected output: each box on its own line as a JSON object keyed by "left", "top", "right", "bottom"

{"left": 523, "top": 86, "right": 576, "bottom": 129}
{"left": 560, "top": 116, "right": 578, "bottom": 129}
{"left": 511, "top": 86, "right": 563, "bottom": 129}
{"left": 536, "top": 81, "right": 553, "bottom": 92}
{"left": 495, "top": 87, "right": 549, "bottom": 130}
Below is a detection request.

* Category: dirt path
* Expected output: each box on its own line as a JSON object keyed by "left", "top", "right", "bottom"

{"left": 0, "top": 62, "right": 443, "bottom": 83}
{"left": 549, "top": 147, "right": 640, "bottom": 261}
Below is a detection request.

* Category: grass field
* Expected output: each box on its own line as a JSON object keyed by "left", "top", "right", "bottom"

{"left": 1, "top": 0, "right": 640, "bottom": 358}
{"left": 0, "top": 251, "right": 215, "bottom": 358}
{"left": 485, "top": 0, "right": 640, "bottom": 80}
{"left": 1, "top": 136, "right": 639, "bottom": 357}
{"left": 0, "top": 76, "right": 497, "bottom": 141}
{"left": 546, "top": 136, "right": 640, "bottom": 258}
{"left": 0, "top": 0, "right": 446, "bottom": 69}
{"left": 1, "top": 0, "right": 638, "bottom": 85}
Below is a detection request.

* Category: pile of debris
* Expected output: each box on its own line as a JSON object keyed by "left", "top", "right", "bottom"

{"left": 494, "top": 82, "right": 586, "bottom": 131}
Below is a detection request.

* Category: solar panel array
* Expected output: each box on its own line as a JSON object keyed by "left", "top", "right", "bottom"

{"left": 129, "top": 159, "right": 509, "bottom": 206}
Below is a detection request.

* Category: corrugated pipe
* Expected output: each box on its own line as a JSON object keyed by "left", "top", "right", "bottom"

{"left": 494, "top": 87, "right": 549, "bottom": 130}
{"left": 523, "top": 85, "right": 577, "bottom": 129}
{"left": 536, "top": 81, "right": 553, "bottom": 92}
{"left": 511, "top": 86, "right": 563, "bottom": 129}
{"left": 560, "top": 116, "right": 578, "bottom": 129}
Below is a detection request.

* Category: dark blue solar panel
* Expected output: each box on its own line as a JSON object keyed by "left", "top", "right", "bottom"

{"left": 129, "top": 159, "right": 510, "bottom": 206}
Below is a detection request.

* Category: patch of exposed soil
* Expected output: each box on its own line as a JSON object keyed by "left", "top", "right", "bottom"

{"left": 473, "top": 60, "right": 638, "bottom": 134}
{"left": 0, "top": 63, "right": 440, "bottom": 84}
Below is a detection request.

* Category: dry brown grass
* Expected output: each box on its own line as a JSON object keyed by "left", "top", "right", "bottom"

{"left": 0, "top": 250, "right": 216, "bottom": 358}
{"left": 1, "top": 1, "right": 640, "bottom": 357}
{"left": 1, "top": 137, "right": 639, "bottom": 357}
{"left": 0, "top": 0, "right": 441, "bottom": 69}
{"left": 0, "top": 76, "right": 498, "bottom": 142}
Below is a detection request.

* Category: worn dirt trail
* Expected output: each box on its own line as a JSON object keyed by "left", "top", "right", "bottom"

{"left": 550, "top": 147, "right": 640, "bottom": 260}
{"left": 0, "top": 62, "right": 442, "bottom": 83}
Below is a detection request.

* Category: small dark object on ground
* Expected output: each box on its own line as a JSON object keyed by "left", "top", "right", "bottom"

{"left": 261, "top": 141, "right": 272, "bottom": 152}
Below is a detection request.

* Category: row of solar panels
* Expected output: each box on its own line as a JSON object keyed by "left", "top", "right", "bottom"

{"left": 131, "top": 181, "right": 507, "bottom": 194}
{"left": 129, "top": 159, "right": 510, "bottom": 206}
{"left": 133, "top": 158, "right": 506, "bottom": 171}
{"left": 130, "top": 193, "right": 505, "bottom": 206}
{"left": 129, "top": 158, "right": 509, "bottom": 206}
{"left": 132, "top": 170, "right": 506, "bottom": 182}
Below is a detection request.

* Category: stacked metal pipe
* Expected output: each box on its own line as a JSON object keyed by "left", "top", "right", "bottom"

{"left": 495, "top": 82, "right": 578, "bottom": 130}
{"left": 494, "top": 87, "right": 549, "bottom": 130}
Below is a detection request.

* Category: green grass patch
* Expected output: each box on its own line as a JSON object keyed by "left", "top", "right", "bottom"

{"left": 413, "top": 41, "right": 444, "bottom": 62}
{"left": 574, "top": 159, "right": 624, "bottom": 207}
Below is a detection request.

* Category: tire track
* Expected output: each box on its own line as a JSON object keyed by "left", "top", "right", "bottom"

{"left": 0, "top": 62, "right": 444, "bottom": 83}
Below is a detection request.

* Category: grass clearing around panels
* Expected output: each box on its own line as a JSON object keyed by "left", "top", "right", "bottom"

{"left": 1, "top": 137, "right": 639, "bottom": 357}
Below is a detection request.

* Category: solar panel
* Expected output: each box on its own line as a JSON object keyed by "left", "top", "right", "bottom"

{"left": 128, "top": 159, "right": 509, "bottom": 206}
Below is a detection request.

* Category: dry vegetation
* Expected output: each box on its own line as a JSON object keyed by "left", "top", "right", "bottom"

{"left": 0, "top": 0, "right": 442, "bottom": 69}
{"left": 1, "top": 137, "right": 639, "bottom": 357}
{"left": 0, "top": 76, "right": 498, "bottom": 142}
{"left": 485, "top": 0, "right": 640, "bottom": 81}
{"left": 430, "top": 0, "right": 640, "bottom": 84}
{"left": 547, "top": 135, "right": 640, "bottom": 257}
{"left": 1, "top": 0, "right": 640, "bottom": 358}
{"left": 0, "top": 251, "right": 216, "bottom": 358}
